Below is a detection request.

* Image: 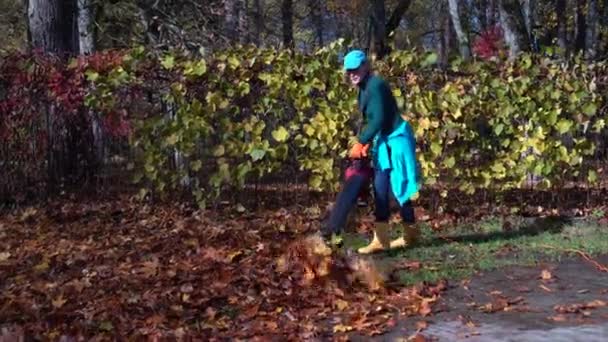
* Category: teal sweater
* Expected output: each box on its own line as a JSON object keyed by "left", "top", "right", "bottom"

{"left": 357, "top": 74, "right": 403, "bottom": 144}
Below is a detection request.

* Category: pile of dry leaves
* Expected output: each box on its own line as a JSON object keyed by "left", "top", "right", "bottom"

{"left": 0, "top": 196, "right": 444, "bottom": 340}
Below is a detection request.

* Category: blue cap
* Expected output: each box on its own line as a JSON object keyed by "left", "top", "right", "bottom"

{"left": 343, "top": 49, "right": 367, "bottom": 70}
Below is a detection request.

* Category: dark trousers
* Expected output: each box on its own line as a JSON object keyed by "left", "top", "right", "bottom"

{"left": 373, "top": 169, "right": 415, "bottom": 224}
{"left": 323, "top": 168, "right": 415, "bottom": 236}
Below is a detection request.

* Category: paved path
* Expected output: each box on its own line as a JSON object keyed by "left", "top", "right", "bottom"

{"left": 364, "top": 255, "right": 608, "bottom": 341}
{"left": 420, "top": 320, "right": 608, "bottom": 341}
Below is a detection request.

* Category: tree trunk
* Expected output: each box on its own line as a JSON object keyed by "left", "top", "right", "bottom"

{"left": 309, "top": 0, "right": 324, "bottom": 47}
{"left": 600, "top": 0, "right": 608, "bottom": 57}
{"left": 27, "top": 0, "right": 78, "bottom": 55}
{"left": 521, "top": 0, "right": 536, "bottom": 49}
{"left": 27, "top": 0, "right": 80, "bottom": 193}
{"left": 386, "top": 0, "right": 412, "bottom": 37}
{"left": 77, "top": 0, "right": 95, "bottom": 54}
{"left": 498, "top": 0, "right": 530, "bottom": 58}
{"left": 224, "top": 0, "right": 239, "bottom": 43}
{"left": 574, "top": 0, "right": 586, "bottom": 52}
{"left": 369, "top": 0, "right": 387, "bottom": 58}
{"left": 448, "top": 0, "right": 471, "bottom": 60}
{"left": 556, "top": 0, "right": 567, "bottom": 56}
{"left": 487, "top": 0, "right": 497, "bottom": 27}
{"left": 586, "top": 0, "right": 598, "bottom": 59}
{"left": 253, "top": 0, "right": 264, "bottom": 45}
{"left": 76, "top": 0, "right": 102, "bottom": 175}
{"left": 281, "top": 0, "right": 294, "bottom": 49}
{"left": 478, "top": 0, "right": 488, "bottom": 29}
{"left": 239, "top": 0, "right": 249, "bottom": 45}
{"left": 224, "top": 0, "right": 247, "bottom": 44}
{"left": 438, "top": 10, "right": 451, "bottom": 67}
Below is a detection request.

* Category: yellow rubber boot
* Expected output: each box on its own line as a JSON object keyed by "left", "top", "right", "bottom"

{"left": 389, "top": 225, "right": 421, "bottom": 249}
{"left": 358, "top": 222, "right": 391, "bottom": 254}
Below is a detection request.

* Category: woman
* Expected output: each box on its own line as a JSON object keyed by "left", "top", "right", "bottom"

{"left": 343, "top": 49, "right": 421, "bottom": 254}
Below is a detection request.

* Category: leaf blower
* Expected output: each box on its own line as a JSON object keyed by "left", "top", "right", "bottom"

{"left": 321, "top": 151, "right": 374, "bottom": 239}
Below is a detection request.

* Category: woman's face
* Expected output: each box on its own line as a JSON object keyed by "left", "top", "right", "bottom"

{"left": 346, "top": 63, "right": 368, "bottom": 86}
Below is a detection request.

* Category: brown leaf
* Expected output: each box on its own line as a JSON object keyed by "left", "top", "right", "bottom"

{"left": 466, "top": 320, "right": 478, "bottom": 329}
{"left": 334, "top": 299, "right": 349, "bottom": 311}
{"left": 548, "top": 314, "right": 568, "bottom": 322}
{"left": 145, "top": 314, "right": 164, "bottom": 327}
{"left": 419, "top": 300, "right": 433, "bottom": 317}
{"left": 395, "top": 260, "right": 422, "bottom": 271}
{"left": 201, "top": 247, "right": 226, "bottom": 263}
{"left": 410, "top": 333, "right": 428, "bottom": 342}
{"left": 540, "top": 269, "right": 553, "bottom": 280}
{"left": 508, "top": 296, "right": 525, "bottom": 305}
{"left": 586, "top": 300, "right": 607, "bottom": 308}
{"left": 180, "top": 283, "right": 194, "bottom": 293}
{"left": 333, "top": 324, "right": 353, "bottom": 333}
{"left": 264, "top": 320, "right": 278, "bottom": 332}
{"left": 428, "top": 279, "right": 448, "bottom": 294}
{"left": 241, "top": 303, "right": 260, "bottom": 320}
{"left": 415, "top": 320, "right": 428, "bottom": 331}
{"left": 137, "top": 259, "right": 159, "bottom": 278}
{"left": 226, "top": 250, "right": 243, "bottom": 263}
{"left": 0, "top": 251, "right": 10, "bottom": 262}
{"left": 205, "top": 307, "right": 217, "bottom": 320}
{"left": 554, "top": 304, "right": 582, "bottom": 313}
{"left": 67, "top": 279, "right": 87, "bottom": 293}
{"left": 52, "top": 295, "right": 67, "bottom": 309}
{"left": 479, "top": 296, "right": 525, "bottom": 313}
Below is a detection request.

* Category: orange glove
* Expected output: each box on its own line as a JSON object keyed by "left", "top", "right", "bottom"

{"left": 349, "top": 142, "right": 370, "bottom": 159}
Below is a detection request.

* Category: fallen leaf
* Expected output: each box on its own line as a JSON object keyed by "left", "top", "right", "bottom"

{"left": 241, "top": 303, "right": 260, "bottom": 319}
{"left": 586, "top": 300, "right": 607, "bottom": 308}
{"left": 409, "top": 333, "right": 428, "bottom": 342}
{"left": 415, "top": 320, "right": 428, "bottom": 331}
{"left": 466, "top": 320, "right": 478, "bottom": 328}
{"left": 180, "top": 283, "right": 194, "bottom": 293}
{"left": 0, "top": 251, "right": 10, "bottom": 262}
{"left": 539, "top": 284, "right": 553, "bottom": 292}
{"left": 540, "top": 269, "right": 552, "bottom": 280}
{"left": 264, "top": 321, "right": 278, "bottom": 331}
{"left": 480, "top": 298, "right": 508, "bottom": 313}
{"left": 145, "top": 314, "right": 164, "bottom": 327}
{"left": 52, "top": 295, "right": 67, "bottom": 308}
{"left": 333, "top": 324, "right": 353, "bottom": 333}
{"left": 548, "top": 314, "right": 568, "bottom": 322}
{"left": 419, "top": 300, "right": 433, "bottom": 317}
{"left": 33, "top": 260, "right": 49, "bottom": 273}
{"left": 335, "top": 299, "right": 349, "bottom": 311}
{"left": 395, "top": 260, "right": 422, "bottom": 271}
{"left": 205, "top": 307, "right": 217, "bottom": 320}
{"left": 99, "top": 321, "right": 113, "bottom": 332}
{"left": 508, "top": 296, "right": 525, "bottom": 305}
{"left": 137, "top": 260, "right": 158, "bottom": 278}
{"left": 226, "top": 250, "right": 243, "bottom": 262}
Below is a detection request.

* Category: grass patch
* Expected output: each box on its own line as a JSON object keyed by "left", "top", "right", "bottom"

{"left": 343, "top": 216, "right": 608, "bottom": 286}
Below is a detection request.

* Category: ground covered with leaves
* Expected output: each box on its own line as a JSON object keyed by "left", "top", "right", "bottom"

{"left": 0, "top": 195, "right": 444, "bottom": 340}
